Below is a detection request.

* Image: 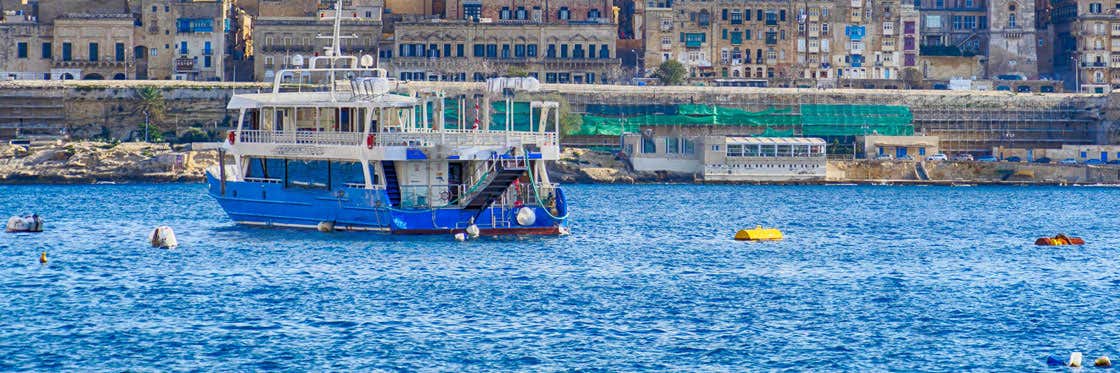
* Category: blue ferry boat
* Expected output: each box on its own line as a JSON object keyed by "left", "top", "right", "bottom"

{"left": 204, "top": 4, "right": 568, "bottom": 236}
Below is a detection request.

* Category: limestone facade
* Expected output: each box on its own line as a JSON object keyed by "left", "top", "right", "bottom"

{"left": 252, "top": 0, "right": 382, "bottom": 81}
{"left": 390, "top": 21, "right": 619, "bottom": 83}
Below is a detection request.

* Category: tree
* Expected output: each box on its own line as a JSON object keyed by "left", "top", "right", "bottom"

{"left": 133, "top": 86, "right": 167, "bottom": 142}
{"left": 654, "top": 60, "right": 687, "bottom": 85}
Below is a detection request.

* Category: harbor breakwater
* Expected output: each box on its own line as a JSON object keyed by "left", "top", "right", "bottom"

{"left": 2, "top": 142, "right": 1113, "bottom": 185}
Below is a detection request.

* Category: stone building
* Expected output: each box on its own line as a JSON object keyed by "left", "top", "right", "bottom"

{"left": 643, "top": 0, "right": 796, "bottom": 83}
{"left": 642, "top": 0, "right": 919, "bottom": 88}
{"left": 916, "top": 0, "right": 989, "bottom": 57}
{"left": 1053, "top": 0, "right": 1120, "bottom": 93}
{"left": 0, "top": 0, "right": 135, "bottom": 80}
{"left": 0, "top": 0, "right": 229, "bottom": 81}
{"left": 133, "top": 0, "right": 229, "bottom": 81}
{"left": 252, "top": 0, "right": 382, "bottom": 81}
{"left": 388, "top": 0, "right": 620, "bottom": 83}
{"left": 987, "top": 0, "right": 1039, "bottom": 79}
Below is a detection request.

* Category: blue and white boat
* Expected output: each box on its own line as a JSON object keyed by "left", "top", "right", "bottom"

{"left": 204, "top": 4, "right": 568, "bottom": 236}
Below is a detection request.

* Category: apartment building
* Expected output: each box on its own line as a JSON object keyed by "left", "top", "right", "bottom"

{"left": 252, "top": 0, "right": 382, "bottom": 81}
{"left": 388, "top": 0, "right": 620, "bottom": 83}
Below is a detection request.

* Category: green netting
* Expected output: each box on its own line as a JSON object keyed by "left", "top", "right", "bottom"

{"left": 800, "top": 104, "right": 914, "bottom": 136}
{"left": 572, "top": 104, "right": 913, "bottom": 137}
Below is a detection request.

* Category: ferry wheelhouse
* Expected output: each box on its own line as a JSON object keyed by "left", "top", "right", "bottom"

{"left": 204, "top": 5, "right": 568, "bottom": 235}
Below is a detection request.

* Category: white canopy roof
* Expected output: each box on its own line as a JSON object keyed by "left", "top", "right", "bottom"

{"left": 227, "top": 92, "right": 418, "bottom": 110}
{"left": 726, "top": 137, "right": 826, "bottom": 145}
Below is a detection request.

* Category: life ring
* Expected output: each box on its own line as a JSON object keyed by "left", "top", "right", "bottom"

{"left": 366, "top": 133, "right": 375, "bottom": 149}
{"left": 227, "top": 131, "right": 236, "bottom": 144}
{"left": 439, "top": 190, "right": 449, "bottom": 200}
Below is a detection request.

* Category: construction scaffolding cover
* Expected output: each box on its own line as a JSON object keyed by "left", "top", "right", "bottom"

{"left": 575, "top": 105, "right": 798, "bottom": 136}
{"left": 799, "top": 104, "right": 914, "bottom": 136}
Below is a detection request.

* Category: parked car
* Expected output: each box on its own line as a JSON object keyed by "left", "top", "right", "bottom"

{"left": 926, "top": 153, "right": 948, "bottom": 161}
{"left": 1107, "top": 159, "right": 1120, "bottom": 165}
{"left": 1005, "top": 156, "right": 1023, "bottom": 163}
{"left": 1059, "top": 158, "right": 1079, "bottom": 165}
{"left": 953, "top": 153, "right": 974, "bottom": 161}
{"left": 1085, "top": 159, "right": 1105, "bottom": 165}
{"left": 977, "top": 156, "right": 999, "bottom": 162}
{"left": 875, "top": 154, "right": 893, "bottom": 160}
{"left": 1034, "top": 157, "right": 1052, "bottom": 164}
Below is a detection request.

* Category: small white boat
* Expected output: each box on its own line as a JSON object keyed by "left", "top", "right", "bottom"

{"left": 6, "top": 214, "right": 43, "bottom": 233}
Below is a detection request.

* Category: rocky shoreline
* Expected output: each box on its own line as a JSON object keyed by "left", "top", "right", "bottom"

{"left": 0, "top": 142, "right": 216, "bottom": 184}
{"left": 0, "top": 142, "right": 1117, "bottom": 185}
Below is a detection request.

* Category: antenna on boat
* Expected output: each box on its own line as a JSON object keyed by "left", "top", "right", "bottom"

{"left": 317, "top": 0, "right": 356, "bottom": 63}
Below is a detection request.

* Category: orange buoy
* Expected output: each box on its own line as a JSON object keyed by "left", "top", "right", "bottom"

{"left": 1035, "top": 234, "right": 1085, "bottom": 246}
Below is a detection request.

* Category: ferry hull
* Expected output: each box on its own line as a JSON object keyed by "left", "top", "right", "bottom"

{"left": 205, "top": 173, "right": 567, "bottom": 236}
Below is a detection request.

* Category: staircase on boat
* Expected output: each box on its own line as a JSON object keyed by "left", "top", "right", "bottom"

{"left": 464, "top": 161, "right": 527, "bottom": 212}
{"left": 382, "top": 161, "right": 402, "bottom": 206}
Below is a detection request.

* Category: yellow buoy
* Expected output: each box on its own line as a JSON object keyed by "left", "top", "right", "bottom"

{"left": 1095, "top": 356, "right": 1111, "bottom": 368}
{"left": 39, "top": 252, "right": 47, "bottom": 264}
{"left": 735, "top": 226, "right": 783, "bottom": 241}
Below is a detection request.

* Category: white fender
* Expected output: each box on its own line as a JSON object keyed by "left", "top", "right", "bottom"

{"left": 149, "top": 226, "right": 179, "bottom": 249}
{"left": 516, "top": 207, "right": 537, "bottom": 226}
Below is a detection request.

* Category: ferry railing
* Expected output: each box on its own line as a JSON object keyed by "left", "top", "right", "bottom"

{"left": 239, "top": 130, "right": 364, "bottom": 146}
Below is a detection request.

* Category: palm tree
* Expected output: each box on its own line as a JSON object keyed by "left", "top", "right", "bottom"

{"left": 134, "top": 86, "right": 166, "bottom": 142}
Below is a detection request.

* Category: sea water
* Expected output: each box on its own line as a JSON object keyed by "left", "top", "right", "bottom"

{"left": 0, "top": 183, "right": 1118, "bottom": 371}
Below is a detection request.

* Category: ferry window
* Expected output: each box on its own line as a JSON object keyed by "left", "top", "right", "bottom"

{"left": 776, "top": 145, "right": 792, "bottom": 157}
{"left": 760, "top": 144, "right": 777, "bottom": 157}
{"left": 794, "top": 145, "right": 810, "bottom": 157}
{"left": 331, "top": 161, "right": 366, "bottom": 188}
{"left": 287, "top": 160, "right": 329, "bottom": 189}
{"left": 665, "top": 138, "right": 680, "bottom": 154}
{"left": 727, "top": 144, "right": 743, "bottom": 157}
{"left": 743, "top": 145, "right": 760, "bottom": 157}
{"left": 641, "top": 137, "right": 657, "bottom": 153}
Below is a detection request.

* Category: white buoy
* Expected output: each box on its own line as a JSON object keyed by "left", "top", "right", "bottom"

{"left": 466, "top": 223, "right": 480, "bottom": 239}
{"left": 149, "top": 226, "right": 178, "bottom": 249}
{"left": 453, "top": 232, "right": 467, "bottom": 242}
{"left": 317, "top": 221, "right": 335, "bottom": 232}
{"left": 5, "top": 214, "right": 43, "bottom": 233}
{"left": 515, "top": 207, "right": 537, "bottom": 226}
{"left": 1070, "top": 352, "right": 1083, "bottom": 368}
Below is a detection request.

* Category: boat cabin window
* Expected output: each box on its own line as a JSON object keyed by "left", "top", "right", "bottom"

{"left": 742, "top": 144, "right": 760, "bottom": 156}
{"left": 287, "top": 160, "right": 330, "bottom": 189}
{"left": 331, "top": 161, "right": 368, "bottom": 187}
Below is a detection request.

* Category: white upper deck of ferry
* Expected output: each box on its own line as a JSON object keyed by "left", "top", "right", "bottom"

{"left": 221, "top": 3, "right": 561, "bottom": 162}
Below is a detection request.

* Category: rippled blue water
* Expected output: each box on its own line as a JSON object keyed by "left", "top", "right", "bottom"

{"left": 1, "top": 183, "right": 1119, "bottom": 371}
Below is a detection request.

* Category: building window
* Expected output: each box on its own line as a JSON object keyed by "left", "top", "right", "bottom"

{"left": 500, "top": 7, "right": 510, "bottom": 19}
{"left": 89, "top": 42, "right": 99, "bottom": 62}
{"left": 457, "top": 44, "right": 465, "bottom": 57}
{"left": 115, "top": 42, "right": 125, "bottom": 62}
{"left": 180, "top": 41, "right": 188, "bottom": 55}
{"left": 642, "top": 137, "right": 656, "bottom": 153}
{"left": 527, "top": 44, "right": 537, "bottom": 57}
{"left": 558, "top": 7, "right": 570, "bottom": 20}
{"left": 41, "top": 42, "right": 51, "bottom": 59}
{"left": 463, "top": 3, "right": 481, "bottom": 20}
{"left": 601, "top": 44, "right": 610, "bottom": 58}
{"left": 516, "top": 7, "right": 527, "bottom": 20}
{"left": 63, "top": 43, "right": 73, "bottom": 61}
{"left": 1091, "top": 3, "right": 1103, "bottom": 13}
{"left": 473, "top": 44, "right": 484, "bottom": 57}
{"left": 589, "top": 9, "right": 601, "bottom": 20}
{"left": 731, "top": 10, "right": 743, "bottom": 24}
{"left": 665, "top": 137, "right": 680, "bottom": 154}
{"left": 204, "top": 41, "right": 212, "bottom": 55}
{"left": 1009, "top": 13, "right": 1016, "bottom": 28}
{"left": 16, "top": 42, "right": 27, "bottom": 59}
